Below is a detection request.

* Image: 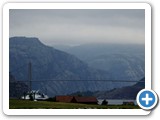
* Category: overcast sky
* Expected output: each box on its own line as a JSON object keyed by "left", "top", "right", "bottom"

{"left": 9, "top": 9, "right": 145, "bottom": 46}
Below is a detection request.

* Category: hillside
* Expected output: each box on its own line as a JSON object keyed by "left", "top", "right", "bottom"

{"left": 9, "top": 72, "right": 28, "bottom": 98}
{"left": 95, "top": 77, "right": 145, "bottom": 99}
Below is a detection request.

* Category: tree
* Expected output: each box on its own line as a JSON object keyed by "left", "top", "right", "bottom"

{"left": 101, "top": 100, "right": 108, "bottom": 105}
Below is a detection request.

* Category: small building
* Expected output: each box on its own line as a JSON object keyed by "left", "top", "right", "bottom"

{"left": 55, "top": 96, "right": 97, "bottom": 104}
{"left": 72, "top": 96, "right": 97, "bottom": 104}
{"left": 56, "top": 96, "right": 73, "bottom": 103}
{"left": 21, "top": 90, "right": 49, "bottom": 101}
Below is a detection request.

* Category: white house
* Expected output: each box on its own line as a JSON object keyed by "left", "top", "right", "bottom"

{"left": 21, "top": 90, "right": 49, "bottom": 101}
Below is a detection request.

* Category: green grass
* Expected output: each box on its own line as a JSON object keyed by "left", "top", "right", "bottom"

{"left": 9, "top": 99, "right": 140, "bottom": 109}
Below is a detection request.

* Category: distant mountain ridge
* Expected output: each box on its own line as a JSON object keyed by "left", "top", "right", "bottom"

{"left": 62, "top": 43, "right": 145, "bottom": 85}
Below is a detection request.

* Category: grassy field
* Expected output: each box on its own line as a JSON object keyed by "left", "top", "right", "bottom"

{"left": 9, "top": 99, "right": 140, "bottom": 109}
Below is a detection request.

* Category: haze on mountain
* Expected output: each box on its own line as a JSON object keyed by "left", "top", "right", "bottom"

{"left": 60, "top": 43, "right": 145, "bottom": 84}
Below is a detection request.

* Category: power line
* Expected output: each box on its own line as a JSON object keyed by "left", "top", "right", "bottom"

{"left": 10, "top": 79, "right": 144, "bottom": 83}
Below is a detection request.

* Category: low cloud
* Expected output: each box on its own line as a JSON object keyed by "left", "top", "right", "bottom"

{"left": 10, "top": 9, "right": 145, "bottom": 46}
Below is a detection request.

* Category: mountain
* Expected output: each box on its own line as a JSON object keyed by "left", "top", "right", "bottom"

{"left": 95, "top": 77, "right": 145, "bottom": 99}
{"left": 10, "top": 37, "right": 113, "bottom": 97}
{"left": 10, "top": 37, "right": 110, "bottom": 80}
{"left": 60, "top": 43, "right": 145, "bottom": 86}
{"left": 70, "top": 77, "right": 145, "bottom": 99}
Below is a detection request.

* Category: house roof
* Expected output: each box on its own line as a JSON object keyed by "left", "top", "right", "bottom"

{"left": 74, "top": 96, "right": 97, "bottom": 103}
{"left": 56, "top": 96, "right": 73, "bottom": 102}
{"left": 55, "top": 96, "right": 97, "bottom": 103}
